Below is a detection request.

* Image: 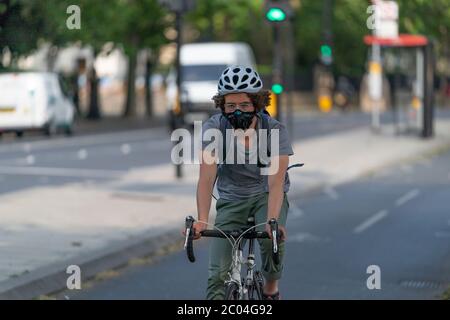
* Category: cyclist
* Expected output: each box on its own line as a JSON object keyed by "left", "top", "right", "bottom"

{"left": 193, "top": 65, "right": 294, "bottom": 300}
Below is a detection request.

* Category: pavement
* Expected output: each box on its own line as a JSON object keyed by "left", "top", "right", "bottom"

{"left": 1, "top": 112, "right": 450, "bottom": 299}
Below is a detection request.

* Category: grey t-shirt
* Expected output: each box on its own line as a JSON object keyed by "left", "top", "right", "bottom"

{"left": 201, "top": 113, "right": 294, "bottom": 201}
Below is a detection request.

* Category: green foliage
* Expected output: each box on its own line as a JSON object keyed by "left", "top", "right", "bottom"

{"left": 398, "top": 0, "right": 450, "bottom": 72}
{"left": 1, "top": 0, "right": 169, "bottom": 56}
{"left": 186, "top": 0, "right": 272, "bottom": 64}
{"left": 105, "top": 0, "right": 169, "bottom": 56}
{"left": 0, "top": 0, "right": 448, "bottom": 78}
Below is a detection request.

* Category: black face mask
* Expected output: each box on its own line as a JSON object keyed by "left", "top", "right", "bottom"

{"left": 223, "top": 109, "right": 256, "bottom": 130}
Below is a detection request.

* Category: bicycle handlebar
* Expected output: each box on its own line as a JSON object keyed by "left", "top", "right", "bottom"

{"left": 184, "top": 216, "right": 196, "bottom": 263}
{"left": 184, "top": 216, "right": 281, "bottom": 265}
{"left": 200, "top": 229, "right": 270, "bottom": 239}
{"left": 268, "top": 218, "right": 280, "bottom": 265}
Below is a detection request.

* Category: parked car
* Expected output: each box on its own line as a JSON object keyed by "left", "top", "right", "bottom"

{"left": 166, "top": 42, "right": 257, "bottom": 126}
{"left": 0, "top": 72, "right": 75, "bottom": 138}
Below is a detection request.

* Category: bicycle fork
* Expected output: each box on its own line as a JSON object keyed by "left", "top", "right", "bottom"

{"left": 243, "top": 238, "right": 257, "bottom": 300}
{"left": 226, "top": 238, "right": 259, "bottom": 300}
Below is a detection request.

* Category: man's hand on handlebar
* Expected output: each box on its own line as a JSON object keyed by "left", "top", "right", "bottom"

{"left": 191, "top": 222, "right": 207, "bottom": 240}
{"left": 182, "top": 217, "right": 207, "bottom": 240}
{"left": 265, "top": 219, "right": 287, "bottom": 241}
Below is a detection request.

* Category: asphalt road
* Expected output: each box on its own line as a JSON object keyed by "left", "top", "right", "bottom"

{"left": 2, "top": 109, "right": 449, "bottom": 299}
{"left": 63, "top": 141, "right": 450, "bottom": 300}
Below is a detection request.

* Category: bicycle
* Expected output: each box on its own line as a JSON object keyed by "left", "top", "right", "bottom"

{"left": 184, "top": 215, "right": 282, "bottom": 300}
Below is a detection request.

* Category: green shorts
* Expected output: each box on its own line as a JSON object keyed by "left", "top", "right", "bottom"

{"left": 206, "top": 192, "right": 289, "bottom": 300}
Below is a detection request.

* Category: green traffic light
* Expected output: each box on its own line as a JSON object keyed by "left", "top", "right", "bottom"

{"left": 266, "top": 7, "right": 286, "bottom": 22}
{"left": 321, "top": 45, "right": 332, "bottom": 57}
{"left": 272, "top": 83, "right": 284, "bottom": 94}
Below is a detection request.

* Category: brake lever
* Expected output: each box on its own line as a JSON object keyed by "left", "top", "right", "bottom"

{"left": 268, "top": 218, "right": 279, "bottom": 253}
{"left": 184, "top": 216, "right": 195, "bottom": 250}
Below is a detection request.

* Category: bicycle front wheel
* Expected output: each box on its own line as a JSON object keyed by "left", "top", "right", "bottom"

{"left": 224, "top": 282, "right": 240, "bottom": 300}
{"left": 246, "top": 271, "right": 264, "bottom": 300}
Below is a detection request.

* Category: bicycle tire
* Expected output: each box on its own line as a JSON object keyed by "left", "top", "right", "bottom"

{"left": 224, "top": 282, "right": 240, "bottom": 300}
{"left": 252, "top": 271, "right": 264, "bottom": 300}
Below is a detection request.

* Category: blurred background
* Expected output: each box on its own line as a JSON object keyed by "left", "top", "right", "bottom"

{"left": 0, "top": 0, "right": 449, "bottom": 300}
{"left": 0, "top": 0, "right": 448, "bottom": 129}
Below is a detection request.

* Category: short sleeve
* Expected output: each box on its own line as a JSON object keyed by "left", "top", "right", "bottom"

{"left": 268, "top": 121, "right": 294, "bottom": 156}
{"left": 201, "top": 114, "right": 221, "bottom": 150}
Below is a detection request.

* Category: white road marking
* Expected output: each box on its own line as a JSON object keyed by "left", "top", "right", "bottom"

{"left": 353, "top": 210, "right": 388, "bottom": 234}
{"left": 0, "top": 128, "right": 168, "bottom": 154}
{"left": 395, "top": 189, "right": 420, "bottom": 207}
{"left": 26, "top": 155, "right": 35, "bottom": 165}
{"left": 77, "top": 149, "right": 88, "bottom": 160}
{"left": 323, "top": 186, "right": 339, "bottom": 200}
{"left": 288, "top": 232, "right": 330, "bottom": 243}
{"left": 0, "top": 166, "right": 124, "bottom": 179}
{"left": 289, "top": 202, "right": 304, "bottom": 219}
{"left": 120, "top": 144, "right": 131, "bottom": 155}
{"left": 2, "top": 140, "right": 154, "bottom": 165}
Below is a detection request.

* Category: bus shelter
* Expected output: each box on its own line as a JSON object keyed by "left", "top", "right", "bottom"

{"left": 364, "top": 34, "right": 435, "bottom": 138}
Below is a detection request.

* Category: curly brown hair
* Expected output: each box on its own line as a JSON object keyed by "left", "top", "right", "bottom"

{"left": 212, "top": 90, "right": 271, "bottom": 112}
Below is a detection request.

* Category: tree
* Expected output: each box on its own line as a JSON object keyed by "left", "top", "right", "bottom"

{"left": 60, "top": 0, "right": 111, "bottom": 120}
{"left": 186, "top": 0, "right": 272, "bottom": 65}
{"left": 106, "top": 0, "right": 168, "bottom": 117}
{"left": 0, "top": 0, "right": 49, "bottom": 69}
{"left": 397, "top": 0, "right": 450, "bottom": 101}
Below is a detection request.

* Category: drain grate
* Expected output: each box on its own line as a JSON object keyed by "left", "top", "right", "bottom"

{"left": 400, "top": 280, "right": 445, "bottom": 289}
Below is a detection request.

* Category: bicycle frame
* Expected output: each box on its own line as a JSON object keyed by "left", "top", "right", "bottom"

{"left": 184, "top": 215, "right": 279, "bottom": 300}
{"left": 222, "top": 221, "right": 266, "bottom": 300}
{"left": 225, "top": 236, "right": 257, "bottom": 299}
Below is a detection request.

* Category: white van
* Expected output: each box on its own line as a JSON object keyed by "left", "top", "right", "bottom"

{"left": 167, "top": 42, "right": 257, "bottom": 125}
{"left": 0, "top": 72, "right": 75, "bottom": 137}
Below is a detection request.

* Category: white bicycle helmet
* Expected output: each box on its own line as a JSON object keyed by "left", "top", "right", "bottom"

{"left": 217, "top": 65, "right": 263, "bottom": 95}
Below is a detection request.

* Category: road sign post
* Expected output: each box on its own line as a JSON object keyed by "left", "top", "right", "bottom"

{"left": 159, "top": 0, "right": 197, "bottom": 178}
{"left": 422, "top": 42, "right": 435, "bottom": 138}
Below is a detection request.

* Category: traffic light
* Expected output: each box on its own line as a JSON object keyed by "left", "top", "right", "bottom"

{"left": 320, "top": 44, "right": 333, "bottom": 65}
{"left": 266, "top": 7, "right": 286, "bottom": 22}
{"left": 271, "top": 83, "right": 284, "bottom": 94}
{"left": 321, "top": 44, "right": 332, "bottom": 58}
{"left": 265, "top": 0, "right": 292, "bottom": 23}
